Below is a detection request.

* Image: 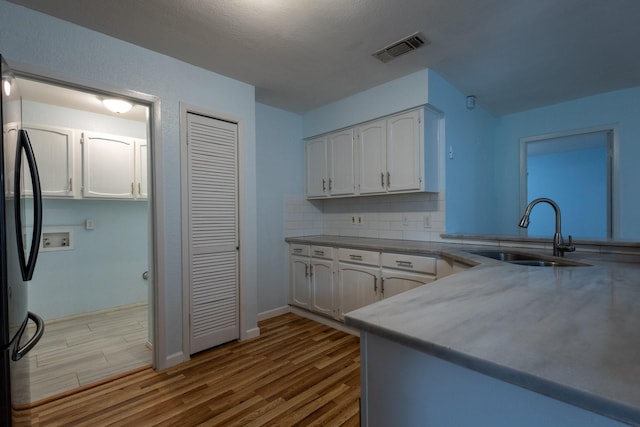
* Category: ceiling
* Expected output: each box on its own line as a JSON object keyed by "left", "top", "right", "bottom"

{"left": 8, "top": 0, "right": 640, "bottom": 116}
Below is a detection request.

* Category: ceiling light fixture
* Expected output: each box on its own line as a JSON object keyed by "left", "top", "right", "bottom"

{"left": 3, "top": 79, "right": 11, "bottom": 97}
{"left": 102, "top": 98, "right": 133, "bottom": 114}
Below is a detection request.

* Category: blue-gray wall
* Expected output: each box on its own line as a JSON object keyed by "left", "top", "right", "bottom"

{"left": 255, "top": 102, "right": 303, "bottom": 314}
{"left": 492, "top": 86, "right": 640, "bottom": 240}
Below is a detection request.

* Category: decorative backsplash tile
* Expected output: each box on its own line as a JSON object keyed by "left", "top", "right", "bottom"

{"left": 284, "top": 193, "right": 445, "bottom": 242}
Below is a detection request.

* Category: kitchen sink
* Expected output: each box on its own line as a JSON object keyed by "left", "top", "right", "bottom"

{"left": 465, "top": 249, "right": 587, "bottom": 267}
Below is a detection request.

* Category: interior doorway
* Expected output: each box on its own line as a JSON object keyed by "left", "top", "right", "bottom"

{"left": 16, "top": 77, "right": 154, "bottom": 404}
{"left": 520, "top": 127, "right": 614, "bottom": 240}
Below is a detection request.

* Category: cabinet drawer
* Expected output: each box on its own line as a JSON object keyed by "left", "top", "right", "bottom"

{"left": 338, "top": 248, "right": 380, "bottom": 266}
{"left": 381, "top": 253, "right": 437, "bottom": 274}
{"left": 290, "top": 244, "right": 310, "bottom": 257}
{"left": 311, "top": 245, "right": 334, "bottom": 259}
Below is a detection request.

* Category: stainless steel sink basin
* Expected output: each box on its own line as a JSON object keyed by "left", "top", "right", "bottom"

{"left": 465, "top": 249, "right": 586, "bottom": 267}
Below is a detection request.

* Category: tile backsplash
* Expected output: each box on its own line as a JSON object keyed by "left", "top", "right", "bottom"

{"left": 285, "top": 193, "right": 445, "bottom": 241}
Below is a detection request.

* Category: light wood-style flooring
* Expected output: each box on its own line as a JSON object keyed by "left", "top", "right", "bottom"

{"left": 14, "top": 313, "right": 361, "bottom": 426}
{"left": 18, "top": 304, "right": 151, "bottom": 405}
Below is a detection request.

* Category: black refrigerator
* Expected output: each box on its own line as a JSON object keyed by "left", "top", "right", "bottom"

{"left": 1, "top": 55, "right": 45, "bottom": 425}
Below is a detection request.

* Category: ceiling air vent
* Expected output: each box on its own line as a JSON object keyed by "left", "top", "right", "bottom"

{"left": 372, "top": 32, "right": 429, "bottom": 63}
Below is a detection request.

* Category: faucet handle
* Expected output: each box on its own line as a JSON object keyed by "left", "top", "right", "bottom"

{"left": 565, "top": 235, "right": 576, "bottom": 253}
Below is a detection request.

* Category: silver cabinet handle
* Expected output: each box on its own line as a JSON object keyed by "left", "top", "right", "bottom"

{"left": 322, "top": 179, "right": 326, "bottom": 192}
{"left": 305, "top": 264, "right": 309, "bottom": 277}
{"left": 329, "top": 179, "right": 332, "bottom": 191}
{"left": 396, "top": 260, "right": 414, "bottom": 267}
{"left": 349, "top": 254, "right": 363, "bottom": 261}
{"left": 309, "top": 265, "right": 313, "bottom": 277}
{"left": 387, "top": 172, "right": 391, "bottom": 187}
{"left": 381, "top": 172, "right": 384, "bottom": 188}
{"left": 138, "top": 182, "right": 142, "bottom": 195}
{"left": 293, "top": 248, "right": 303, "bottom": 253}
{"left": 131, "top": 182, "right": 135, "bottom": 194}
{"left": 313, "top": 250, "right": 325, "bottom": 256}
{"left": 69, "top": 177, "right": 73, "bottom": 191}
{"left": 381, "top": 277, "right": 385, "bottom": 294}
{"left": 374, "top": 276, "right": 377, "bottom": 292}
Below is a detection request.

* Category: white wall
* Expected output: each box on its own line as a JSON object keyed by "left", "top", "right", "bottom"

{"left": 255, "top": 103, "right": 303, "bottom": 314}
{"left": 0, "top": 1, "right": 258, "bottom": 368}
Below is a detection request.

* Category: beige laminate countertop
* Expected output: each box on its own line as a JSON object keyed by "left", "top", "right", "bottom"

{"left": 285, "top": 235, "right": 640, "bottom": 425}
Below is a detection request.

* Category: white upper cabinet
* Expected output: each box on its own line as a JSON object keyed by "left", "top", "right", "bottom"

{"left": 306, "top": 106, "right": 441, "bottom": 199}
{"left": 82, "top": 131, "right": 135, "bottom": 199}
{"left": 386, "top": 109, "right": 422, "bottom": 192}
{"left": 327, "top": 129, "right": 355, "bottom": 196}
{"left": 134, "top": 139, "right": 148, "bottom": 200}
{"left": 306, "top": 136, "right": 328, "bottom": 198}
{"left": 357, "top": 119, "right": 387, "bottom": 195}
{"left": 23, "top": 124, "right": 75, "bottom": 198}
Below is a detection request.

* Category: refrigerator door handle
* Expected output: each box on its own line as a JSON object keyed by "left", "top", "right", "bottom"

{"left": 11, "top": 312, "right": 45, "bottom": 361}
{"left": 14, "top": 129, "right": 43, "bottom": 281}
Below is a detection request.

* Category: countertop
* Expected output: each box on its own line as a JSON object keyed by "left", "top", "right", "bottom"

{"left": 286, "top": 235, "right": 640, "bottom": 425}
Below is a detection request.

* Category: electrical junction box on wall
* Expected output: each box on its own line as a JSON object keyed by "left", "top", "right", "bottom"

{"left": 40, "top": 228, "right": 74, "bottom": 252}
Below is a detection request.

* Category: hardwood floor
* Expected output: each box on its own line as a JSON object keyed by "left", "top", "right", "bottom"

{"left": 14, "top": 313, "right": 361, "bottom": 426}
{"left": 16, "top": 304, "right": 151, "bottom": 405}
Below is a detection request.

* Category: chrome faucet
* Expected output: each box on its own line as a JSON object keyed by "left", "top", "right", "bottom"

{"left": 518, "top": 198, "right": 576, "bottom": 257}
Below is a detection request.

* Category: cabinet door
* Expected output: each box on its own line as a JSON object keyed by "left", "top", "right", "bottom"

{"left": 311, "top": 259, "right": 334, "bottom": 317}
{"left": 306, "top": 137, "right": 327, "bottom": 198}
{"left": 23, "top": 125, "right": 74, "bottom": 198}
{"left": 358, "top": 119, "right": 387, "bottom": 195}
{"left": 134, "top": 139, "right": 148, "bottom": 200}
{"left": 290, "top": 256, "right": 310, "bottom": 309}
{"left": 386, "top": 110, "right": 421, "bottom": 192}
{"left": 83, "top": 132, "right": 135, "bottom": 199}
{"left": 339, "top": 263, "right": 380, "bottom": 318}
{"left": 328, "top": 129, "right": 355, "bottom": 196}
{"left": 381, "top": 270, "right": 435, "bottom": 299}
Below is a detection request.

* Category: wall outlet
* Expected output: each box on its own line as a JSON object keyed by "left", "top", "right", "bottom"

{"left": 402, "top": 214, "right": 409, "bottom": 226}
{"left": 423, "top": 214, "right": 432, "bottom": 229}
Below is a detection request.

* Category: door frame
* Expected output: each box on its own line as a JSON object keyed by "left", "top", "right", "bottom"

{"left": 179, "top": 103, "right": 250, "bottom": 360}
{"left": 12, "top": 65, "right": 164, "bottom": 369}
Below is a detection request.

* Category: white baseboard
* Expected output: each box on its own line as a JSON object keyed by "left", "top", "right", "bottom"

{"left": 257, "top": 305, "right": 291, "bottom": 322}
{"left": 245, "top": 327, "right": 261, "bottom": 340}
{"left": 161, "top": 351, "right": 187, "bottom": 370}
{"left": 289, "top": 306, "right": 360, "bottom": 337}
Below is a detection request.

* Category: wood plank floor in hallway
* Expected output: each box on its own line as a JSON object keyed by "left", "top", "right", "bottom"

{"left": 14, "top": 313, "right": 361, "bottom": 426}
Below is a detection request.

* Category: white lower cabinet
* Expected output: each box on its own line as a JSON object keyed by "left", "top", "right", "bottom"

{"left": 381, "top": 270, "right": 436, "bottom": 299}
{"left": 290, "top": 244, "right": 336, "bottom": 318}
{"left": 310, "top": 258, "right": 334, "bottom": 317}
{"left": 338, "top": 248, "right": 381, "bottom": 320}
{"left": 290, "top": 243, "right": 448, "bottom": 322}
{"left": 380, "top": 252, "right": 437, "bottom": 298}
{"left": 338, "top": 263, "right": 381, "bottom": 319}
{"left": 290, "top": 255, "right": 311, "bottom": 309}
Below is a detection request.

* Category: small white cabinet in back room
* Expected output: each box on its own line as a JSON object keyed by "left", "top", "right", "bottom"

{"left": 22, "top": 124, "right": 75, "bottom": 198}
{"left": 134, "top": 139, "right": 148, "bottom": 200}
{"left": 82, "top": 131, "right": 147, "bottom": 200}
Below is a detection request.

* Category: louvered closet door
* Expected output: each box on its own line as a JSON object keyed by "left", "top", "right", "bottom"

{"left": 188, "top": 113, "right": 239, "bottom": 354}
